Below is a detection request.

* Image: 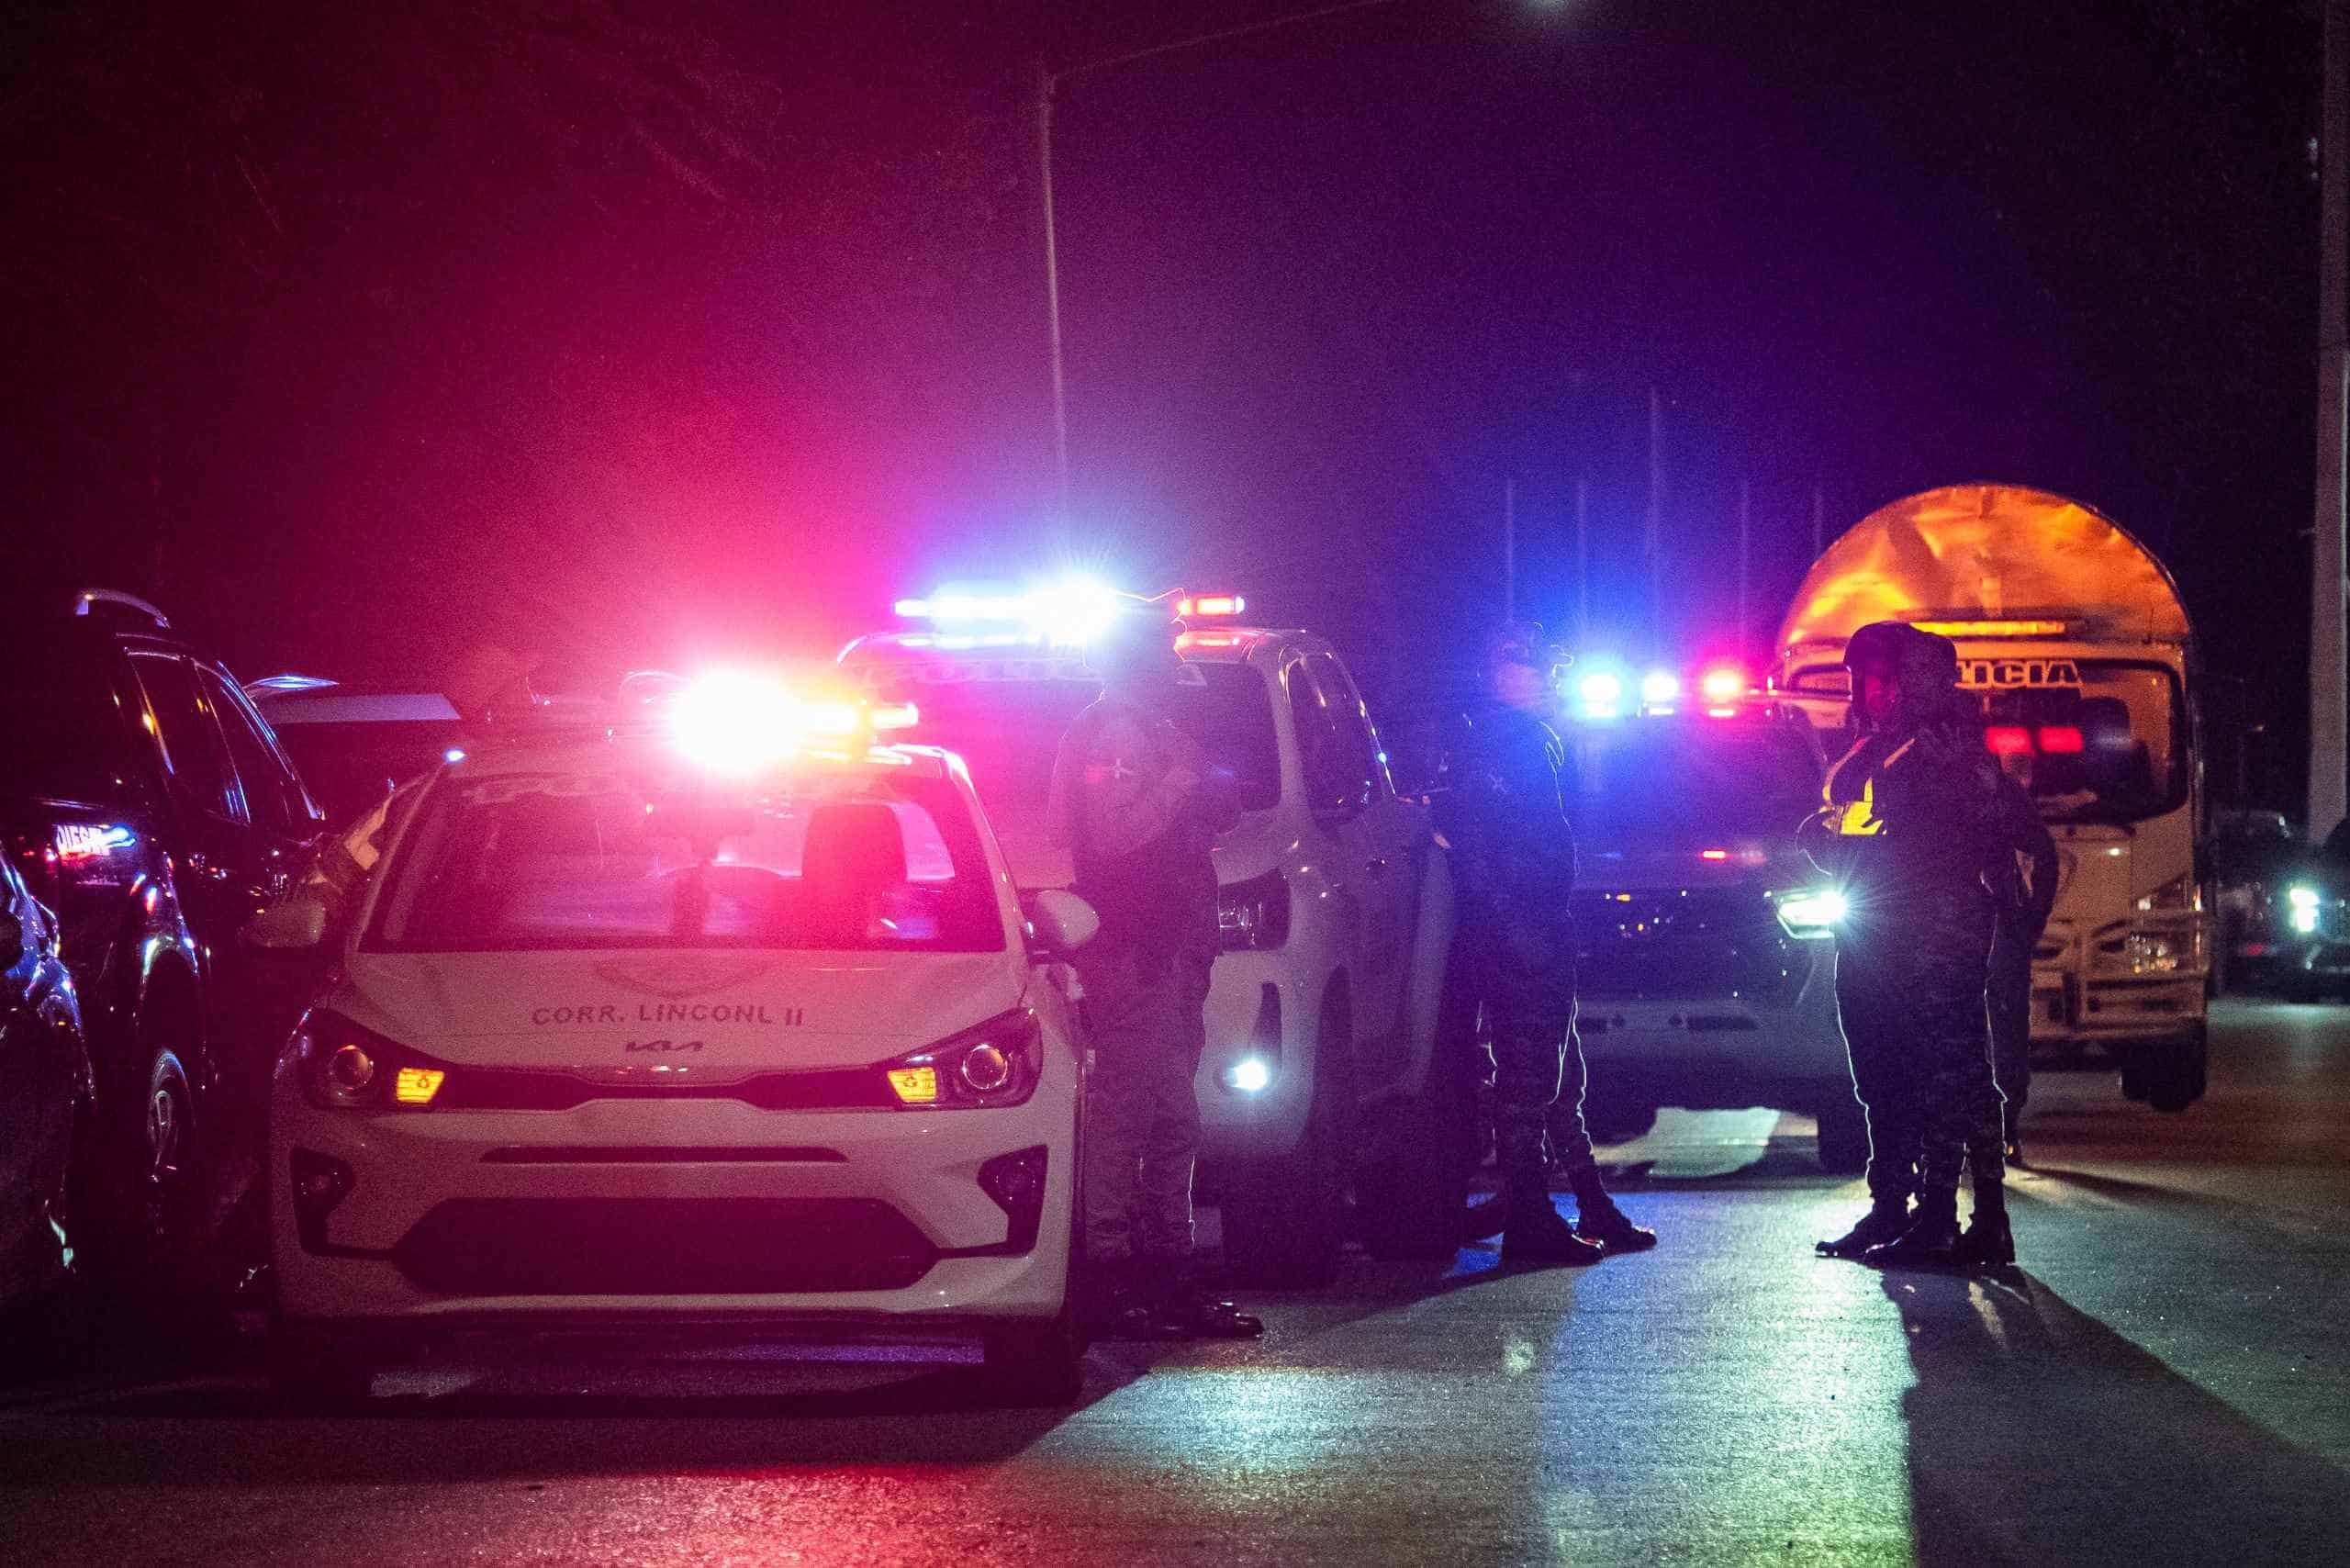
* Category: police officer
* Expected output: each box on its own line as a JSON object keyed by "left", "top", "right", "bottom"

{"left": 1050, "top": 613, "right": 1260, "bottom": 1338}
{"left": 1985, "top": 757, "right": 2058, "bottom": 1169}
{"left": 1807, "top": 622, "right": 2005, "bottom": 1268}
{"left": 1448, "top": 624, "right": 1654, "bottom": 1264}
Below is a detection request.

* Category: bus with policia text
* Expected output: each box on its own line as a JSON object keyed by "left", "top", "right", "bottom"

{"left": 1771, "top": 484, "right": 2210, "bottom": 1113}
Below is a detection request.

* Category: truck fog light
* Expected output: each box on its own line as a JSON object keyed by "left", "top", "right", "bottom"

{"left": 1222, "top": 1057, "right": 1273, "bottom": 1093}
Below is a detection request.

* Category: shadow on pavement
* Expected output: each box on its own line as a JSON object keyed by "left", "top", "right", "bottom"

{"left": 1883, "top": 1268, "right": 2350, "bottom": 1566}
{"left": 0, "top": 1349, "right": 1132, "bottom": 1484}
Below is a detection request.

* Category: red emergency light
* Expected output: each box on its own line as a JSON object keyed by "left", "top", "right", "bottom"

{"left": 1697, "top": 665, "right": 1747, "bottom": 705}
{"left": 2038, "top": 725, "right": 2085, "bottom": 754}
{"left": 1176, "top": 593, "right": 1246, "bottom": 620}
{"left": 1985, "top": 725, "right": 2034, "bottom": 757}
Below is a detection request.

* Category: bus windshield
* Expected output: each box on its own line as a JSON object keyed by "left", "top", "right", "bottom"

{"left": 1974, "top": 661, "right": 2185, "bottom": 825}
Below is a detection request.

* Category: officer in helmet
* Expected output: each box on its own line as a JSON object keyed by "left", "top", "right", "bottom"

{"left": 1447, "top": 623, "right": 1654, "bottom": 1264}
{"left": 1806, "top": 622, "right": 2006, "bottom": 1268}
{"left": 1049, "top": 610, "right": 1260, "bottom": 1338}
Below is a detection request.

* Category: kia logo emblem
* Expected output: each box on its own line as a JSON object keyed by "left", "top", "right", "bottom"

{"left": 622, "top": 1038, "right": 704, "bottom": 1054}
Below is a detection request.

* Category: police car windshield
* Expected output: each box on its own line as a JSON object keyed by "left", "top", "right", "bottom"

{"left": 367, "top": 763, "right": 1003, "bottom": 953}
{"left": 1565, "top": 723, "right": 1820, "bottom": 846}
{"left": 853, "top": 657, "right": 1282, "bottom": 840}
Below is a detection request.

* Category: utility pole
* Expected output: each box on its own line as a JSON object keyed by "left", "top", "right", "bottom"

{"left": 1574, "top": 477, "right": 1590, "bottom": 644}
{"left": 1646, "top": 387, "right": 1664, "bottom": 656}
{"left": 1737, "top": 477, "right": 1751, "bottom": 663}
{"left": 1503, "top": 476, "right": 1516, "bottom": 622}
{"left": 1037, "top": 61, "right": 1071, "bottom": 521}
{"left": 2316, "top": 0, "right": 2349, "bottom": 841}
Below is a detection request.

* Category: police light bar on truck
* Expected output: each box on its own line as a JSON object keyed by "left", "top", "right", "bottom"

{"left": 1571, "top": 658, "right": 1756, "bottom": 721}
{"left": 893, "top": 577, "right": 1252, "bottom": 646}
{"left": 893, "top": 575, "right": 1127, "bottom": 646}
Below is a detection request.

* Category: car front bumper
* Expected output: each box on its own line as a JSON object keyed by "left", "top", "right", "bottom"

{"left": 271, "top": 1079, "right": 1074, "bottom": 1333}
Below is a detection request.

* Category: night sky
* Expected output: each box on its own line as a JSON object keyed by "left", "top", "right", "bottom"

{"left": 0, "top": 0, "right": 2320, "bottom": 801}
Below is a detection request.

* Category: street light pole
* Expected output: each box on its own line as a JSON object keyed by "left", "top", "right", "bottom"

{"left": 1037, "top": 61, "right": 1070, "bottom": 521}
{"left": 1035, "top": 0, "right": 1409, "bottom": 520}
{"left": 2315, "top": 0, "right": 2349, "bottom": 840}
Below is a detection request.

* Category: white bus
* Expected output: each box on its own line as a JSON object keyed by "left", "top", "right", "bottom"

{"left": 1772, "top": 484, "right": 2209, "bottom": 1112}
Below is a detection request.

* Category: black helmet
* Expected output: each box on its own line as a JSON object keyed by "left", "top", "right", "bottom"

{"left": 1486, "top": 621, "right": 1564, "bottom": 674}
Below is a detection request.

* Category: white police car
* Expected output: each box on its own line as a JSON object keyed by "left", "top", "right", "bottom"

{"left": 841, "top": 582, "right": 1459, "bottom": 1282}
{"left": 252, "top": 675, "right": 1094, "bottom": 1405}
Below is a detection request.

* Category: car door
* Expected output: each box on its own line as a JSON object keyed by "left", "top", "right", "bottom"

{"left": 1288, "top": 653, "right": 1412, "bottom": 1075}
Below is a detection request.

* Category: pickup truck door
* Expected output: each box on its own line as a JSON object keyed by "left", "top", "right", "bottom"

{"left": 1288, "top": 653, "right": 1414, "bottom": 1079}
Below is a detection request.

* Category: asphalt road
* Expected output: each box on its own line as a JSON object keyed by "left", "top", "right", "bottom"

{"left": 4, "top": 998, "right": 2345, "bottom": 1567}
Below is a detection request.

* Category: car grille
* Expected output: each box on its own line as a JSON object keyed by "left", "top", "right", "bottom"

{"left": 392, "top": 1197, "right": 937, "bottom": 1296}
{"left": 433, "top": 1067, "right": 894, "bottom": 1113}
{"left": 1570, "top": 889, "right": 1806, "bottom": 1003}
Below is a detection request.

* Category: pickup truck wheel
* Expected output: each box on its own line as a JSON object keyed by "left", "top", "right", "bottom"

{"left": 1358, "top": 984, "right": 1478, "bottom": 1260}
{"left": 1220, "top": 993, "right": 1348, "bottom": 1289}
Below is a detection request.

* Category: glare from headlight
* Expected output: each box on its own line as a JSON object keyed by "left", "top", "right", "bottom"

{"left": 1774, "top": 889, "right": 1848, "bottom": 936}
{"left": 1222, "top": 1057, "right": 1272, "bottom": 1093}
{"left": 2289, "top": 885, "right": 2322, "bottom": 934}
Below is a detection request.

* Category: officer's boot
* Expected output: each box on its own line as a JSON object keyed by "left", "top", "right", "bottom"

{"left": 1861, "top": 1189, "right": 1962, "bottom": 1270}
{"left": 1816, "top": 1194, "right": 1912, "bottom": 1258}
{"left": 1151, "top": 1270, "right": 1265, "bottom": 1340}
{"left": 1500, "top": 1178, "right": 1606, "bottom": 1267}
{"left": 1570, "top": 1169, "right": 1657, "bottom": 1253}
{"left": 1085, "top": 1259, "right": 1163, "bottom": 1338}
{"left": 1957, "top": 1180, "right": 2015, "bottom": 1271}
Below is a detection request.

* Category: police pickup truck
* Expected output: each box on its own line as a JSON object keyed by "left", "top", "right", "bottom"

{"left": 840, "top": 585, "right": 1459, "bottom": 1282}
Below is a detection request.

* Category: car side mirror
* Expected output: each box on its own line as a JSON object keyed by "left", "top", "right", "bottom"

{"left": 243, "top": 895, "right": 329, "bottom": 952}
{"left": 1024, "top": 889, "right": 1100, "bottom": 958}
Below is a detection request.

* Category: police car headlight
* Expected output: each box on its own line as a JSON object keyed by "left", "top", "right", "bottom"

{"left": 2289, "top": 885, "right": 2322, "bottom": 934}
{"left": 883, "top": 1009, "right": 1042, "bottom": 1109}
{"left": 286, "top": 1010, "right": 446, "bottom": 1112}
{"left": 1771, "top": 888, "right": 1847, "bottom": 938}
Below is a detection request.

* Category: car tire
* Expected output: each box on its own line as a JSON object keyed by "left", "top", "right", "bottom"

{"left": 1221, "top": 991, "right": 1349, "bottom": 1290}
{"left": 1815, "top": 1092, "right": 1871, "bottom": 1175}
{"left": 1357, "top": 976, "right": 1478, "bottom": 1261}
{"left": 269, "top": 1324, "right": 374, "bottom": 1411}
{"left": 81, "top": 1045, "right": 204, "bottom": 1296}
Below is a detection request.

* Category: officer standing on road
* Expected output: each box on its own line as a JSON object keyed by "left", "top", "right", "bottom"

{"left": 1447, "top": 624, "right": 1655, "bottom": 1265}
{"left": 1806, "top": 622, "right": 2005, "bottom": 1268}
{"left": 1050, "top": 611, "right": 1261, "bottom": 1338}
{"left": 1985, "top": 759, "right": 2058, "bottom": 1167}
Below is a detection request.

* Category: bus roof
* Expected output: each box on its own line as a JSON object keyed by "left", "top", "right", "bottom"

{"left": 1776, "top": 484, "right": 2192, "bottom": 656}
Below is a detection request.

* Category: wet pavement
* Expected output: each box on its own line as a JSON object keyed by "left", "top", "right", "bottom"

{"left": 4, "top": 998, "right": 2345, "bottom": 1566}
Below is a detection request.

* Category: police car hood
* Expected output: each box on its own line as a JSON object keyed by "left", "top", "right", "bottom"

{"left": 337, "top": 949, "right": 1026, "bottom": 1070}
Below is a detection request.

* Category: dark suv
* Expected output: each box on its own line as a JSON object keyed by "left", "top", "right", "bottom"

{"left": 1, "top": 590, "right": 324, "bottom": 1292}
